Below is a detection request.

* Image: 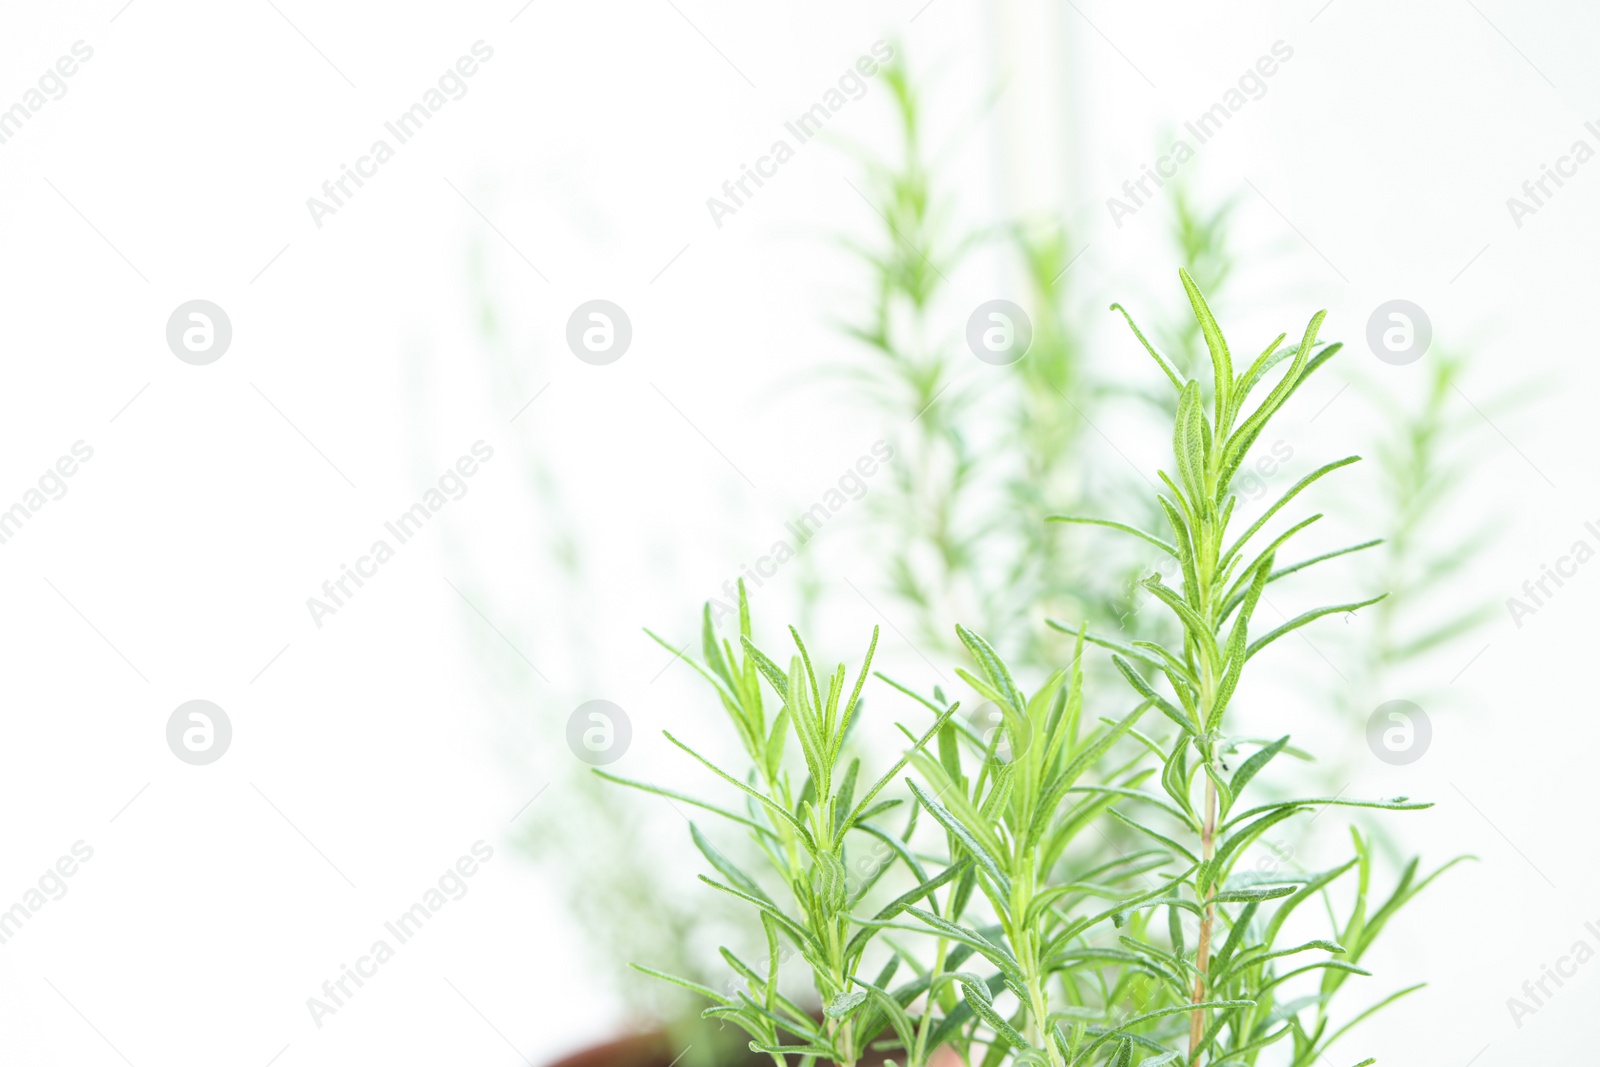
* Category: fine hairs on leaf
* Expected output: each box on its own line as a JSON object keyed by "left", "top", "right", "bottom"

{"left": 610, "top": 271, "right": 1457, "bottom": 1067}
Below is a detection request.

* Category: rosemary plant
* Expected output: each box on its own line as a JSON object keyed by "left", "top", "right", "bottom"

{"left": 837, "top": 57, "right": 1128, "bottom": 659}
{"left": 1161, "top": 185, "right": 1235, "bottom": 383}
{"left": 610, "top": 271, "right": 1455, "bottom": 1067}
{"left": 1329, "top": 346, "right": 1524, "bottom": 784}
{"left": 605, "top": 587, "right": 959, "bottom": 1067}
{"left": 835, "top": 61, "right": 988, "bottom": 660}
{"left": 1051, "top": 271, "right": 1454, "bottom": 1064}
{"left": 1001, "top": 222, "right": 1099, "bottom": 664}
{"left": 893, "top": 625, "right": 1173, "bottom": 1067}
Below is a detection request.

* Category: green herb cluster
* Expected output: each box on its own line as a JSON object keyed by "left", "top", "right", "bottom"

{"left": 609, "top": 273, "right": 1455, "bottom": 1067}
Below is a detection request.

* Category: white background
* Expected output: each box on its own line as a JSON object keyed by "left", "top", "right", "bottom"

{"left": 0, "top": 0, "right": 1592, "bottom": 1064}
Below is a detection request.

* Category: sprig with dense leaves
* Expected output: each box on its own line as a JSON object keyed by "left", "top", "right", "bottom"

{"left": 878, "top": 627, "right": 1184, "bottom": 1067}
{"left": 602, "top": 583, "right": 960, "bottom": 1067}
{"left": 1326, "top": 347, "right": 1529, "bottom": 787}
{"left": 835, "top": 59, "right": 1125, "bottom": 663}
{"left": 1162, "top": 185, "right": 1235, "bottom": 384}
{"left": 1047, "top": 271, "right": 1447, "bottom": 1064}
{"left": 835, "top": 61, "right": 993, "bottom": 659}
{"left": 1361, "top": 351, "right": 1503, "bottom": 670}
{"left": 612, "top": 268, "right": 1463, "bottom": 1067}
{"left": 1000, "top": 222, "right": 1123, "bottom": 667}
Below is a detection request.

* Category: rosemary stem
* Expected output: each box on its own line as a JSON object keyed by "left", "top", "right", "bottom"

{"left": 1189, "top": 772, "right": 1218, "bottom": 1057}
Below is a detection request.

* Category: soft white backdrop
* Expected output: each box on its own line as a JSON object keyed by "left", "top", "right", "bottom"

{"left": 0, "top": 0, "right": 1592, "bottom": 1064}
